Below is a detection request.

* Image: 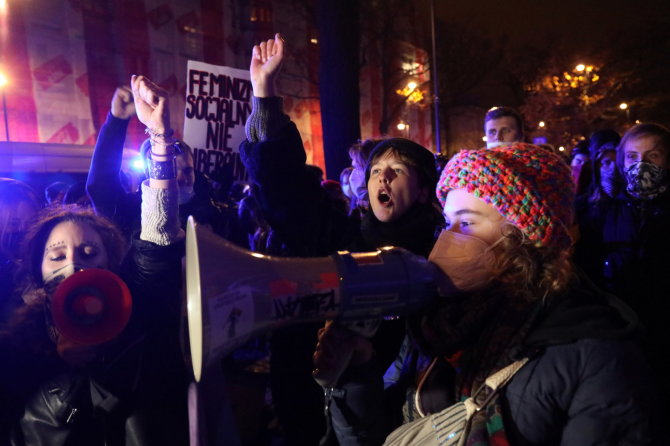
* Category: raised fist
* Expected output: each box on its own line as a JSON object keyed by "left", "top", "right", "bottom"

{"left": 130, "top": 75, "right": 170, "bottom": 133}
{"left": 110, "top": 86, "right": 135, "bottom": 120}
{"left": 249, "top": 33, "right": 285, "bottom": 98}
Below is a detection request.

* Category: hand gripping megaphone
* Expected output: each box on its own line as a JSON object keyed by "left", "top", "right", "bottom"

{"left": 185, "top": 216, "right": 441, "bottom": 382}
{"left": 50, "top": 268, "right": 133, "bottom": 345}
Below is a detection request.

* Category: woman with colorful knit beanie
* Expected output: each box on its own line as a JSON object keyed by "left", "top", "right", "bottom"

{"left": 314, "top": 142, "right": 658, "bottom": 445}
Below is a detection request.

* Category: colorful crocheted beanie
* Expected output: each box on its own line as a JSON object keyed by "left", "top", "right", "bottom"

{"left": 436, "top": 143, "right": 574, "bottom": 250}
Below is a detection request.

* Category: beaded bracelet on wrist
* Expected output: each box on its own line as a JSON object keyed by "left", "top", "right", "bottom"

{"left": 145, "top": 127, "right": 175, "bottom": 141}
{"left": 144, "top": 127, "right": 184, "bottom": 159}
{"left": 145, "top": 128, "right": 176, "bottom": 151}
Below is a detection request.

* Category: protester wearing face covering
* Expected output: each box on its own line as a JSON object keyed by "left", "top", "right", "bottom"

{"left": 573, "top": 130, "right": 622, "bottom": 283}
{"left": 575, "top": 123, "right": 670, "bottom": 309}
{"left": 588, "top": 129, "right": 622, "bottom": 200}
{"left": 0, "top": 76, "right": 189, "bottom": 445}
{"left": 575, "top": 123, "right": 670, "bottom": 414}
{"left": 314, "top": 143, "right": 658, "bottom": 445}
{"left": 594, "top": 141, "right": 620, "bottom": 197}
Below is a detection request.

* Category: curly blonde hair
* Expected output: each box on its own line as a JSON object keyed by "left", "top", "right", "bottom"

{"left": 490, "top": 223, "right": 573, "bottom": 302}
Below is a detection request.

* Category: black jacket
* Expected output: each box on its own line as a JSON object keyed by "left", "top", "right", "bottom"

{"left": 574, "top": 189, "right": 670, "bottom": 406}
{"left": 3, "top": 238, "right": 189, "bottom": 446}
{"left": 239, "top": 119, "right": 443, "bottom": 446}
{"left": 86, "top": 112, "right": 232, "bottom": 241}
{"left": 328, "top": 273, "right": 658, "bottom": 445}
{"left": 574, "top": 190, "right": 670, "bottom": 312}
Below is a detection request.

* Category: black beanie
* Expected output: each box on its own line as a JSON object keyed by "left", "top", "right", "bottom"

{"left": 365, "top": 138, "right": 438, "bottom": 198}
{"left": 588, "top": 129, "right": 621, "bottom": 159}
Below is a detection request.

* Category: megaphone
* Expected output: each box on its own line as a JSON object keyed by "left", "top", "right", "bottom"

{"left": 51, "top": 268, "right": 132, "bottom": 345}
{"left": 185, "top": 216, "right": 440, "bottom": 382}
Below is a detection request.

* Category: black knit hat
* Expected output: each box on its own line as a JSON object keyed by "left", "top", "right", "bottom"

{"left": 365, "top": 138, "right": 438, "bottom": 197}
{"left": 588, "top": 129, "right": 620, "bottom": 159}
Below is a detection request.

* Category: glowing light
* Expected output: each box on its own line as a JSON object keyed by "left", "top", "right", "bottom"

{"left": 0, "top": 0, "right": 7, "bottom": 13}
{"left": 251, "top": 252, "right": 265, "bottom": 259}
{"left": 482, "top": 136, "right": 487, "bottom": 142}
{"left": 0, "top": 71, "right": 7, "bottom": 88}
{"left": 575, "top": 64, "right": 586, "bottom": 72}
{"left": 619, "top": 102, "right": 628, "bottom": 110}
{"left": 538, "top": 121, "right": 545, "bottom": 128}
{"left": 131, "top": 157, "right": 146, "bottom": 171}
{"left": 558, "top": 146, "right": 565, "bottom": 152}
{"left": 401, "top": 62, "right": 421, "bottom": 74}
{"left": 397, "top": 122, "right": 407, "bottom": 131}
{"left": 310, "top": 38, "right": 318, "bottom": 44}
{"left": 395, "top": 81, "right": 424, "bottom": 103}
{"left": 635, "top": 120, "right": 641, "bottom": 124}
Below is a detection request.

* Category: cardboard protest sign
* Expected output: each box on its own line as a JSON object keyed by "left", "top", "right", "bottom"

{"left": 183, "top": 61, "right": 252, "bottom": 183}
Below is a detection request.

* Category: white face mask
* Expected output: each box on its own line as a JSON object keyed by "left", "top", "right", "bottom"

{"left": 178, "top": 185, "right": 195, "bottom": 205}
{"left": 428, "top": 230, "right": 497, "bottom": 293}
{"left": 43, "top": 263, "right": 87, "bottom": 294}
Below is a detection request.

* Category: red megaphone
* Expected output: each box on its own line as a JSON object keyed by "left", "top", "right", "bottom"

{"left": 51, "top": 268, "right": 132, "bottom": 345}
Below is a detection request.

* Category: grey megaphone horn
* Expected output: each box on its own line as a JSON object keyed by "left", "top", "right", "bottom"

{"left": 185, "top": 216, "right": 442, "bottom": 382}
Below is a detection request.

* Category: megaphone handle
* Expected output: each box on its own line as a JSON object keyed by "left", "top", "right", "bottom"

{"left": 312, "top": 319, "right": 381, "bottom": 388}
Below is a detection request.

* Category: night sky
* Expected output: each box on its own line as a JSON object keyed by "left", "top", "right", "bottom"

{"left": 442, "top": 0, "right": 670, "bottom": 52}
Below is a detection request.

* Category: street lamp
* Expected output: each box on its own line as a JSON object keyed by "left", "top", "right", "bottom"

{"left": 397, "top": 122, "right": 410, "bottom": 136}
{"left": 396, "top": 80, "right": 424, "bottom": 104}
{"left": 0, "top": 70, "right": 9, "bottom": 141}
{"left": 574, "top": 63, "right": 594, "bottom": 73}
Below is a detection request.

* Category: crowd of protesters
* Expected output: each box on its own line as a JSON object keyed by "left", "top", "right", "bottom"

{"left": 0, "top": 32, "right": 667, "bottom": 446}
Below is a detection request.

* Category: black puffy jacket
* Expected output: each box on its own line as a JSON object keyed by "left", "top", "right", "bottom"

{"left": 328, "top": 273, "right": 659, "bottom": 445}
{"left": 574, "top": 190, "right": 670, "bottom": 410}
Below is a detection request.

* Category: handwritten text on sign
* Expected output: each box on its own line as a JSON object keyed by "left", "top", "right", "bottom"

{"left": 183, "top": 61, "right": 252, "bottom": 181}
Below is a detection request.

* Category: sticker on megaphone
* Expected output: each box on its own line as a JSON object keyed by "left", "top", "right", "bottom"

{"left": 50, "top": 268, "right": 132, "bottom": 346}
